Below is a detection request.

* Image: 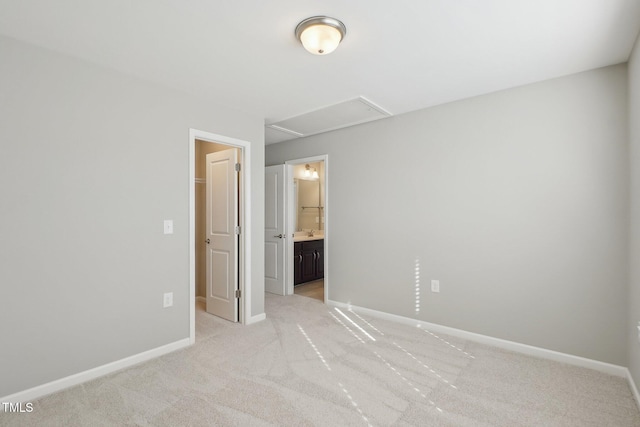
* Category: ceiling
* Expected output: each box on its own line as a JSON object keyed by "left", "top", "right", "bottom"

{"left": 1, "top": 1, "right": 639, "bottom": 144}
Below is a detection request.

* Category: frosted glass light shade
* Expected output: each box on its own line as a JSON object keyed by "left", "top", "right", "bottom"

{"left": 300, "top": 25, "right": 342, "bottom": 55}
{"left": 295, "top": 16, "right": 346, "bottom": 56}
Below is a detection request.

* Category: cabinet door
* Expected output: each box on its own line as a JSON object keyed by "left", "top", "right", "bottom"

{"left": 294, "top": 242, "right": 303, "bottom": 285}
{"left": 315, "top": 245, "right": 324, "bottom": 279}
{"left": 301, "top": 246, "right": 317, "bottom": 283}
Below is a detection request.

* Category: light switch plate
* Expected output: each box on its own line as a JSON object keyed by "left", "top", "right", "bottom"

{"left": 431, "top": 280, "right": 440, "bottom": 293}
{"left": 163, "top": 292, "right": 173, "bottom": 308}
{"left": 163, "top": 220, "right": 173, "bottom": 235}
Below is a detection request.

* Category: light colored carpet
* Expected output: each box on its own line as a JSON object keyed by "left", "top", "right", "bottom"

{"left": 2, "top": 294, "right": 640, "bottom": 426}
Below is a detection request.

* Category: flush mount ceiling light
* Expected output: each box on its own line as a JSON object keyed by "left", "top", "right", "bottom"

{"left": 295, "top": 16, "right": 346, "bottom": 55}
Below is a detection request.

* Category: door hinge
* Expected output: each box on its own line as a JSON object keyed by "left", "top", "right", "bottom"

{"left": 235, "top": 226, "right": 241, "bottom": 235}
{"left": 235, "top": 289, "right": 241, "bottom": 299}
{"left": 235, "top": 163, "right": 241, "bottom": 172}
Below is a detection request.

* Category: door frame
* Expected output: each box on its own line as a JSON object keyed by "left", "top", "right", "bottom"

{"left": 189, "top": 128, "right": 252, "bottom": 343}
{"left": 285, "top": 155, "right": 329, "bottom": 302}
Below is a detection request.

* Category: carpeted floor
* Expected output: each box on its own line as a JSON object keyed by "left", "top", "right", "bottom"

{"left": 2, "top": 293, "right": 640, "bottom": 426}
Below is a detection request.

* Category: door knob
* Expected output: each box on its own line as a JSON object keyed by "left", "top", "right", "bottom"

{"left": 274, "top": 234, "right": 284, "bottom": 239}
{"left": 205, "top": 238, "right": 211, "bottom": 244}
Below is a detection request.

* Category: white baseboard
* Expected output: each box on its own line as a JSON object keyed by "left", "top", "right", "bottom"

{"left": 627, "top": 369, "right": 640, "bottom": 409}
{"left": 1, "top": 338, "right": 191, "bottom": 403}
{"left": 327, "top": 300, "right": 627, "bottom": 378}
{"left": 246, "top": 313, "right": 266, "bottom": 325}
{"left": 196, "top": 296, "right": 206, "bottom": 303}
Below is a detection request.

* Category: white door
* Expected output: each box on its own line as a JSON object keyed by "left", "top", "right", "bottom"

{"left": 206, "top": 149, "right": 239, "bottom": 322}
{"left": 265, "top": 165, "right": 289, "bottom": 295}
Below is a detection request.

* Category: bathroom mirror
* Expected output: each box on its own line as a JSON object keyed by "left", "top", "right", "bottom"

{"left": 296, "top": 178, "right": 323, "bottom": 231}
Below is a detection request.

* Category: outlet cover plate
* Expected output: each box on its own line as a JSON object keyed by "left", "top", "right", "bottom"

{"left": 164, "top": 220, "right": 174, "bottom": 235}
{"left": 163, "top": 292, "right": 173, "bottom": 308}
{"left": 431, "top": 280, "right": 440, "bottom": 293}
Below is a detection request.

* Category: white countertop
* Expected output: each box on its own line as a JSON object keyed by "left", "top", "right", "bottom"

{"left": 293, "top": 234, "right": 324, "bottom": 242}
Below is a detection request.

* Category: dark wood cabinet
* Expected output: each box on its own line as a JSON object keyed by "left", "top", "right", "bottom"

{"left": 294, "top": 239, "right": 324, "bottom": 286}
{"left": 315, "top": 244, "right": 324, "bottom": 278}
{"left": 300, "top": 244, "right": 317, "bottom": 283}
{"left": 294, "top": 245, "right": 303, "bottom": 285}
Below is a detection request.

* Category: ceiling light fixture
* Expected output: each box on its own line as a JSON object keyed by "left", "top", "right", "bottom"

{"left": 295, "top": 16, "right": 346, "bottom": 55}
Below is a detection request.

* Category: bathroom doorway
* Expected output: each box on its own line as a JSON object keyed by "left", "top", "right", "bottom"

{"left": 286, "top": 156, "right": 328, "bottom": 303}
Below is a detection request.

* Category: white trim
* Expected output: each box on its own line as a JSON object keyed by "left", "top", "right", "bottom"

{"left": 286, "top": 164, "right": 294, "bottom": 295}
{"left": 265, "top": 97, "right": 392, "bottom": 140}
{"left": 246, "top": 313, "right": 267, "bottom": 325}
{"left": 285, "top": 155, "right": 329, "bottom": 303}
{"left": 327, "top": 300, "right": 628, "bottom": 377}
{"left": 189, "top": 129, "right": 253, "bottom": 335}
{"left": 628, "top": 369, "right": 640, "bottom": 409}
{"left": 1, "top": 338, "right": 190, "bottom": 403}
{"left": 266, "top": 124, "right": 304, "bottom": 137}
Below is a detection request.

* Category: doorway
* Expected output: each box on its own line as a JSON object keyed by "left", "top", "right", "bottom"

{"left": 189, "top": 129, "right": 251, "bottom": 343}
{"left": 200, "top": 144, "right": 240, "bottom": 321}
{"left": 286, "top": 156, "right": 328, "bottom": 303}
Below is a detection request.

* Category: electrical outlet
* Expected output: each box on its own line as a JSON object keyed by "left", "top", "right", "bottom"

{"left": 163, "top": 292, "right": 173, "bottom": 308}
{"left": 431, "top": 280, "right": 440, "bottom": 293}
{"left": 163, "top": 220, "right": 174, "bottom": 235}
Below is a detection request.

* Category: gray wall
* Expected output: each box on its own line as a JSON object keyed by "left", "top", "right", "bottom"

{"left": 629, "top": 35, "right": 640, "bottom": 391}
{"left": 0, "top": 35, "right": 264, "bottom": 397}
{"left": 267, "top": 64, "right": 629, "bottom": 365}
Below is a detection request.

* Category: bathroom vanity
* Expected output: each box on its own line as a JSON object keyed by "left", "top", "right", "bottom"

{"left": 293, "top": 237, "right": 324, "bottom": 285}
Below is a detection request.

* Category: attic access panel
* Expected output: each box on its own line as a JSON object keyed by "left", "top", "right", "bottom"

{"left": 267, "top": 97, "right": 391, "bottom": 138}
